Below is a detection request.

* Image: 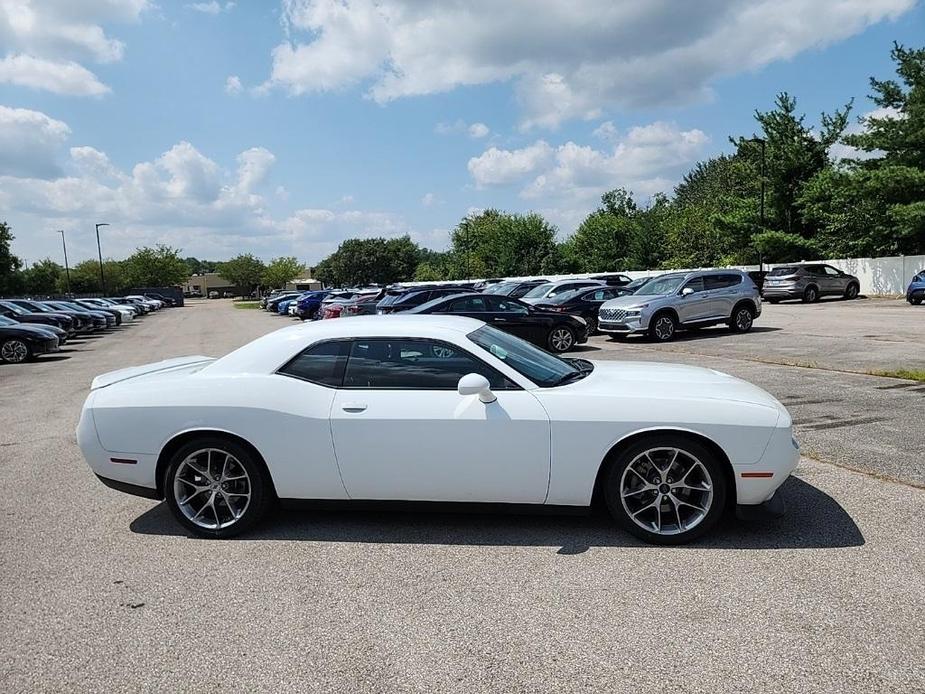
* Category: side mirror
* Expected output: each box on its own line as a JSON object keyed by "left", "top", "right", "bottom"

{"left": 457, "top": 373, "right": 497, "bottom": 404}
{"left": 681, "top": 287, "right": 695, "bottom": 296}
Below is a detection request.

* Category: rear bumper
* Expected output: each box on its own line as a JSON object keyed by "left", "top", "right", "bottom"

{"left": 96, "top": 474, "right": 160, "bottom": 500}
{"left": 762, "top": 286, "right": 802, "bottom": 299}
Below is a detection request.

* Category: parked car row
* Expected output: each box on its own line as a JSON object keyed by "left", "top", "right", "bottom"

{"left": 0, "top": 293, "right": 173, "bottom": 364}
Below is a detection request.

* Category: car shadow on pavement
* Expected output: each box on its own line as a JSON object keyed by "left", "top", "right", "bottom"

{"left": 130, "top": 477, "right": 863, "bottom": 552}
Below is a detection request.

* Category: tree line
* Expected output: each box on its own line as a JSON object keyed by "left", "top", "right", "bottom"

{"left": 1, "top": 43, "right": 921, "bottom": 294}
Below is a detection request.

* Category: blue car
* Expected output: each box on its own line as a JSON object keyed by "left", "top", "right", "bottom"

{"left": 907, "top": 270, "right": 925, "bottom": 305}
{"left": 294, "top": 290, "right": 329, "bottom": 321}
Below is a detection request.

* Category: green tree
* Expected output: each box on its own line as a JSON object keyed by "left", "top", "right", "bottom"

{"left": 630, "top": 194, "right": 671, "bottom": 270}
{"left": 220, "top": 253, "right": 266, "bottom": 297}
{"left": 263, "top": 256, "right": 306, "bottom": 289}
{"left": 121, "top": 244, "right": 190, "bottom": 289}
{"left": 562, "top": 189, "right": 636, "bottom": 272}
{"left": 20, "top": 259, "right": 63, "bottom": 295}
{"left": 751, "top": 230, "right": 820, "bottom": 263}
{"left": 0, "top": 221, "right": 24, "bottom": 295}
{"left": 313, "top": 236, "right": 423, "bottom": 286}
{"left": 450, "top": 210, "right": 559, "bottom": 278}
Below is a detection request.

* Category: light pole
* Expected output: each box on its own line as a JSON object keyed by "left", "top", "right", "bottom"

{"left": 57, "top": 230, "right": 71, "bottom": 295}
{"left": 95, "top": 222, "right": 109, "bottom": 294}
{"left": 748, "top": 137, "right": 767, "bottom": 271}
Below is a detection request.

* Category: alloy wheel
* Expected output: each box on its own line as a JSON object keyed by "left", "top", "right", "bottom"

{"left": 1, "top": 339, "right": 29, "bottom": 363}
{"left": 619, "top": 447, "right": 714, "bottom": 536}
{"left": 173, "top": 448, "right": 252, "bottom": 530}
{"left": 735, "top": 308, "right": 753, "bottom": 331}
{"left": 550, "top": 327, "right": 574, "bottom": 352}
{"left": 846, "top": 284, "right": 858, "bottom": 299}
{"left": 653, "top": 316, "right": 675, "bottom": 341}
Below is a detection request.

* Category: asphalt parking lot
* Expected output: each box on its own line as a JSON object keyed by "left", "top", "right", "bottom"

{"left": 1, "top": 299, "right": 923, "bottom": 692}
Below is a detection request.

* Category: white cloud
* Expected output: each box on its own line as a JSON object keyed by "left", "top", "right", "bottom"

{"left": 0, "top": 0, "right": 149, "bottom": 96}
{"left": 0, "top": 106, "right": 71, "bottom": 178}
{"left": 421, "top": 192, "right": 438, "bottom": 206}
{"left": 592, "top": 120, "right": 619, "bottom": 143}
{"left": 187, "top": 2, "right": 235, "bottom": 14}
{"left": 467, "top": 141, "right": 554, "bottom": 187}
{"left": 225, "top": 74, "right": 243, "bottom": 95}
{"left": 0, "top": 107, "right": 432, "bottom": 263}
{"left": 260, "top": 0, "right": 914, "bottom": 128}
{"left": 468, "top": 122, "right": 490, "bottom": 139}
{"left": 0, "top": 54, "right": 110, "bottom": 96}
{"left": 469, "top": 121, "right": 709, "bottom": 227}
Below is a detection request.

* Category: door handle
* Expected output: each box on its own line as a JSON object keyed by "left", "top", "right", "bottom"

{"left": 341, "top": 402, "right": 367, "bottom": 413}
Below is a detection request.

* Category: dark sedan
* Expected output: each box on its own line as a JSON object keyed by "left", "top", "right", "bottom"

{"left": 376, "top": 285, "right": 470, "bottom": 314}
{"left": 44, "top": 301, "right": 115, "bottom": 328}
{"left": 481, "top": 279, "right": 549, "bottom": 298}
{"left": 0, "top": 316, "right": 60, "bottom": 363}
{"left": 407, "top": 292, "right": 588, "bottom": 353}
{"left": 0, "top": 300, "right": 75, "bottom": 336}
{"left": 532, "top": 285, "right": 630, "bottom": 334}
{"left": 6, "top": 299, "right": 95, "bottom": 333}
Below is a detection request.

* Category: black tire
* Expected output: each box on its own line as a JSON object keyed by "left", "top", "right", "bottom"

{"left": 0, "top": 338, "right": 32, "bottom": 364}
{"left": 912, "top": 297, "right": 923, "bottom": 306}
{"left": 802, "top": 285, "right": 819, "bottom": 303}
{"left": 603, "top": 434, "right": 728, "bottom": 545}
{"left": 728, "top": 303, "right": 755, "bottom": 333}
{"left": 843, "top": 283, "right": 859, "bottom": 300}
{"left": 547, "top": 325, "right": 575, "bottom": 353}
{"left": 163, "top": 436, "right": 273, "bottom": 539}
{"left": 648, "top": 311, "right": 677, "bottom": 342}
{"left": 585, "top": 314, "right": 598, "bottom": 335}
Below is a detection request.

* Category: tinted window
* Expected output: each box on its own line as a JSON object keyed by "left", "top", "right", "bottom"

{"left": 767, "top": 266, "right": 799, "bottom": 277}
{"left": 395, "top": 290, "right": 431, "bottom": 306}
{"left": 468, "top": 326, "right": 581, "bottom": 388}
{"left": 488, "top": 297, "right": 529, "bottom": 314}
{"left": 805, "top": 265, "right": 826, "bottom": 276}
{"left": 683, "top": 277, "right": 705, "bottom": 293}
{"left": 587, "top": 288, "right": 620, "bottom": 301}
{"left": 448, "top": 296, "right": 489, "bottom": 312}
{"left": 278, "top": 340, "right": 349, "bottom": 387}
{"left": 509, "top": 283, "right": 538, "bottom": 298}
{"left": 343, "top": 338, "right": 515, "bottom": 390}
{"left": 635, "top": 275, "right": 685, "bottom": 295}
{"left": 704, "top": 274, "right": 742, "bottom": 290}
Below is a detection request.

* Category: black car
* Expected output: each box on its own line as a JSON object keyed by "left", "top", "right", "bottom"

{"left": 376, "top": 285, "right": 471, "bottom": 314}
{"left": 0, "top": 315, "right": 60, "bottom": 363}
{"left": 44, "top": 301, "right": 115, "bottom": 328}
{"left": 0, "top": 299, "right": 75, "bottom": 335}
{"left": 589, "top": 273, "right": 634, "bottom": 287}
{"left": 532, "top": 285, "right": 630, "bottom": 334}
{"left": 6, "top": 299, "right": 95, "bottom": 333}
{"left": 71, "top": 299, "right": 124, "bottom": 326}
{"left": 145, "top": 292, "right": 177, "bottom": 307}
{"left": 107, "top": 297, "right": 148, "bottom": 314}
{"left": 481, "top": 279, "right": 549, "bottom": 298}
{"left": 407, "top": 292, "right": 588, "bottom": 353}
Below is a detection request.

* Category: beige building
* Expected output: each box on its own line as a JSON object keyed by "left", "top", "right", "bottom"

{"left": 284, "top": 277, "right": 323, "bottom": 291}
{"left": 184, "top": 273, "right": 236, "bottom": 296}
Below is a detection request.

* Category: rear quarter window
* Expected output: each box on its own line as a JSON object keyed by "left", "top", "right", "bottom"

{"left": 278, "top": 341, "right": 349, "bottom": 387}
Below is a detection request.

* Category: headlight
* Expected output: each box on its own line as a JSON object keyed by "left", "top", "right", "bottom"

{"left": 573, "top": 316, "right": 587, "bottom": 326}
{"left": 624, "top": 309, "right": 642, "bottom": 317}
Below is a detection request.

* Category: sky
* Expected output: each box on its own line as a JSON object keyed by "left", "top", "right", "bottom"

{"left": 1, "top": 0, "right": 923, "bottom": 267}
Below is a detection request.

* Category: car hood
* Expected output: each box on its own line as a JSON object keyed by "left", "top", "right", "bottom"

{"left": 90, "top": 355, "right": 215, "bottom": 390}
{"left": 562, "top": 360, "right": 786, "bottom": 416}
{"left": 599, "top": 294, "right": 662, "bottom": 310}
{"left": 2, "top": 323, "right": 57, "bottom": 337}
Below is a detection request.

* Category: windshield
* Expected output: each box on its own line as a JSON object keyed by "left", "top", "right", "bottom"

{"left": 522, "top": 282, "right": 553, "bottom": 299}
{"left": 0, "top": 315, "right": 18, "bottom": 326}
{"left": 634, "top": 275, "right": 686, "bottom": 295}
{"left": 767, "top": 266, "right": 799, "bottom": 276}
{"left": 547, "top": 288, "right": 584, "bottom": 304}
{"left": 482, "top": 282, "right": 513, "bottom": 295}
{"left": 0, "top": 301, "right": 26, "bottom": 315}
{"left": 468, "top": 325, "right": 586, "bottom": 387}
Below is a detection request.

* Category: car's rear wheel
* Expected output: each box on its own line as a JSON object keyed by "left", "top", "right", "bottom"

{"left": 648, "top": 312, "right": 677, "bottom": 342}
{"left": 0, "top": 339, "right": 31, "bottom": 364}
{"left": 802, "top": 286, "right": 819, "bottom": 303}
{"left": 603, "top": 435, "right": 727, "bottom": 545}
{"left": 164, "top": 437, "right": 272, "bottom": 538}
{"left": 547, "top": 325, "right": 575, "bottom": 353}
{"left": 843, "top": 283, "right": 859, "bottom": 300}
{"left": 585, "top": 314, "right": 598, "bottom": 335}
{"left": 912, "top": 297, "right": 923, "bottom": 306}
{"left": 729, "top": 303, "right": 755, "bottom": 333}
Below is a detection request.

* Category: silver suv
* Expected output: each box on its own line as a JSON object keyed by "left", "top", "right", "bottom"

{"left": 598, "top": 270, "right": 761, "bottom": 342}
{"left": 762, "top": 263, "right": 860, "bottom": 303}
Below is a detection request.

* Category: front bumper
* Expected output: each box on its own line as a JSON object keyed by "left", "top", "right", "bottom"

{"left": 734, "top": 426, "right": 800, "bottom": 506}
{"left": 34, "top": 337, "right": 60, "bottom": 355}
{"left": 907, "top": 288, "right": 924, "bottom": 303}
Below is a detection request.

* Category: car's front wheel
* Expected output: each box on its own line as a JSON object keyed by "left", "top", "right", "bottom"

{"left": 648, "top": 312, "right": 677, "bottom": 342}
{"left": 603, "top": 435, "right": 727, "bottom": 545}
{"left": 0, "top": 339, "right": 31, "bottom": 364}
{"left": 547, "top": 325, "right": 575, "bottom": 353}
{"left": 843, "top": 283, "right": 859, "bottom": 300}
{"left": 164, "top": 437, "right": 273, "bottom": 538}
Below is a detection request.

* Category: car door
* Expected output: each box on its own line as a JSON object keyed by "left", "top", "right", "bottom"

{"left": 483, "top": 296, "right": 543, "bottom": 342}
{"left": 329, "top": 337, "right": 551, "bottom": 503}
{"left": 821, "top": 265, "right": 846, "bottom": 295}
{"left": 703, "top": 273, "right": 740, "bottom": 319}
{"left": 676, "top": 276, "right": 710, "bottom": 323}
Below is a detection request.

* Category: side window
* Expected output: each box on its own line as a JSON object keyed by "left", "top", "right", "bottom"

{"left": 448, "top": 296, "right": 488, "bottom": 312}
{"left": 806, "top": 265, "right": 825, "bottom": 276}
{"left": 490, "top": 297, "right": 529, "bottom": 314}
{"left": 278, "top": 340, "right": 349, "bottom": 387}
{"left": 683, "top": 277, "right": 705, "bottom": 293}
{"left": 823, "top": 266, "right": 842, "bottom": 276}
{"left": 342, "top": 338, "right": 516, "bottom": 390}
{"left": 601, "top": 287, "right": 621, "bottom": 300}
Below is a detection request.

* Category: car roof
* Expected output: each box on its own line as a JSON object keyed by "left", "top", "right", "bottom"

{"left": 207, "top": 314, "right": 487, "bottom": 375}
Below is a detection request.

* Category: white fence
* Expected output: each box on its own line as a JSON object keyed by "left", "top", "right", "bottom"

{"left": 431, "top": 254, "right": 923, "bottom": 296}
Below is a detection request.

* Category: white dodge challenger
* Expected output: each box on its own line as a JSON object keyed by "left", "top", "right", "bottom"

{"left": 77, "top": 315, "right": 799, "bottom": 544}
